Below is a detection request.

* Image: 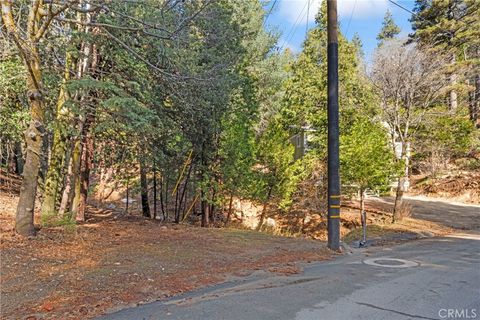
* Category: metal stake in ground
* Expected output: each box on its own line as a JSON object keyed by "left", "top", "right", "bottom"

{"left": 327, "top": 0, "right": 340, "bottom": 251}
{"left": 360, "top": 210, "right": 367, "bottom": 247}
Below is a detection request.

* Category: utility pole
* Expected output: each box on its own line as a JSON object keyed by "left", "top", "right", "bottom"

{"left": 327, "top": 0, "right": 340, "bottom": 251}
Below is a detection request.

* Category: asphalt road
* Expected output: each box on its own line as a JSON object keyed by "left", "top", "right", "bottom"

{"left": 99, "top": 199, "right": 480, "bottom": 320}
{"left": 382, "top": 196, "right": 480, "bottom": 231}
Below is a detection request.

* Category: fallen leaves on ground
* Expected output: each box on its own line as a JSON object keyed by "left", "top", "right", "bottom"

{"left": 0, "top": 195, "right": 331, "bottom": 320}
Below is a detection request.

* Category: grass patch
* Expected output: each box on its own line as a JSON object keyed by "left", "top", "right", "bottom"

{"left": 41, "top": 213, "right": 77, "bottom": 232}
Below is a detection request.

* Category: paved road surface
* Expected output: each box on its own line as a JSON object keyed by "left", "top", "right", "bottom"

{"left": 99, "top": 199, "right": 480, "bottom": 320}
{"left": 382, "top": 196, "right": 480, "bottom": 230}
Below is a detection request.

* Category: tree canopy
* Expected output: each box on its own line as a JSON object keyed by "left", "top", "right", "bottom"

{"left": 1, "top": 0, "right": 478, "bottom": 238}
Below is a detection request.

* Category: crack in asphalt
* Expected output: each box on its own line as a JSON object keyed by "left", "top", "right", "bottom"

{"left": 356, "top": 302, "right": 439, "bottom": 320}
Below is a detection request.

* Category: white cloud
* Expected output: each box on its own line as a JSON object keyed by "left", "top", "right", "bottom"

{"left": 278, "top": 0, "right": 389, "bottom": 25}
{"left": 338, "top": 0, "right": 389, "bottom": 20}
{"left": 278, "top": 0, "right": 320, "bottom": 26}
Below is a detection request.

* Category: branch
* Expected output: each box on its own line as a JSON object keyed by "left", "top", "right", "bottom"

{"left": 100, "top": 28, "right": 177, "bottom": 79}
{"left": 54, "top": 17, "right": 174, "bottom": 40}
{"left": 35, "top": 1, "right": 77, "bottom": 41}
{"left": 27, "top": 0, "right": 40, "bottom": 37}
{"left": 1, "top": 0, "right": 41, "bottom": 91}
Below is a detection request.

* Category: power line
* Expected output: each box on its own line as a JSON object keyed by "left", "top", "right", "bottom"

{"left": 388, "top": 0, "right": 434, "bottom": 26}
{"left": 306, "top": 0, "right": 310, "bottom": 36}
{"left": 280, "top": 0, "right": 309, "bottom": 50}
{"left": 263, "top": 0, "right": 278, "bottom": 27}
{"left": 388, "top": 0, "right": 416, "bottom": 16}
{"left": 345, "top": 0, "right": 357, "bottom": 37}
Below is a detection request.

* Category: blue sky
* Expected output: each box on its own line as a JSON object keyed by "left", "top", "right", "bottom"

{"left": 265, "top": 0, "right": 415, "bottom": 60}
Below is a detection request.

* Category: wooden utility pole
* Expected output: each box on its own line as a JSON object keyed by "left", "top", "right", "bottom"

{"left": 327, "top": 0, "right": 340, "bottom": 251}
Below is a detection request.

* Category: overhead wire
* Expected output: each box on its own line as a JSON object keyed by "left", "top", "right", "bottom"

{"left": 305, "top": 0, "right": 310, "bottom": 35}
{"left": 345, "top": 0, "right": 357, "bottom": 38}
{"left": 280, "top": 0, "right": 309, "bottom": 50}
{"left": 263, "top": 0, "right": 278, "bottom": 27}
{"left": 387, "top": 0, "right": 416, "bottom": 16}
{"left": 387, "top": 0, "right": 435, "bottom": 26}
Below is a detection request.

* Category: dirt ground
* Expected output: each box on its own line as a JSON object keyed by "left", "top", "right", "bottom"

{"left": 0, "top": 194, "right": 332, "bottom": 320}
{"left": 2, "top": 168, "right": 470, "bottom": 319}
{"left": 368, "top": 196, "right": 480, "bottom": 231}
{"left": 339, "top": 197, "right": 454, "bottom": 246}
{"left": 409, "top": 172, "right": 480, "bottom": 204}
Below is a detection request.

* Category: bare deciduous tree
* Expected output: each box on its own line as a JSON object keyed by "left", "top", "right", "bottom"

{"left": 370, "top": 39, "right": 448, "bottom": 222}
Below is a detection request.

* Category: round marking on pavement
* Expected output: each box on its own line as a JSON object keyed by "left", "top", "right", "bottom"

{"left": 362, "top": 258, "right": 419, "bottom": 268}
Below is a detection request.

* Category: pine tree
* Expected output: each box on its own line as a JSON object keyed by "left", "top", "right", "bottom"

{"left": 377, "top": 10, "right": 401, "bottom": 46}
{"left": 410, "top": 0, "right": 480, "bottom": 124}
{"left": 351, "top": 33, "right": 364, "bottom": 58}
{"left": 279, "top": 1, "right": 379, "bottom": 213}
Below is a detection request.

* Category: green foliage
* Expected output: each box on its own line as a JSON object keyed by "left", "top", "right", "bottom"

{"left": 414, "top": 110, "right": 476, "bottom": 159}
{"left": 219, "top": 100, "right": 256, "bottom": 198}
{"left": 41, "top": 211, "right": 77, "bottom": 231}
{"left": 455, "top": 157, "right": 480, "bottom": 171}
{"left": 6, "top": 0, "right": 476, "bottom": 233}
{"left": 377, "top": 10, "right": 401, "bottom": 46}
{"left": 340, "top": 117, "right": 399, "bottom": 194}
{"left": 411, "top": 0, "right": 480, "bottom": 52}
{"left": 0, "top": 58, "right": 29, "bottom": 145}
{"left": 253, "top": 121, "right": 304, "bottom": 209}
{"left": 281, "top": 6, "right": 377, "bottom": 156}
{"left": 411, "top": 0, "right": 479, "bottom": 114}
{"left": 432, "top": 115, "right": 474, "bottom": 154}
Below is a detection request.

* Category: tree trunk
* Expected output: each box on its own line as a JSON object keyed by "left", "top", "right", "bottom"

{"left": 403, "top": 142, "right": 410, "bottom": 192}
{"left": 37, "top": 130, "right": 50, "bottom": 202}
{"left": 177, "top": 164, "right": 192, "bottom": 223}
{"left": 470, "top": 74, "right": 480, "bottom": 128}
{"left": 16, "top": 119, "right": 44, "bottom": 236}
{"left": 164, "top": 178, "right": 169, "bottom": 220}
{"left": 69, "top": 138, "right": 82, "bottom": 216}
{"left": 16, "top": 56, "right": 45, "bottom": 236}
{"left": 392, "top": 177, "right": 405, "bottom": 223}
{"left": 153, "top": 166, "right": 157, "bottom": 219}
{"left": 226, "top": 192, "right": 234, "bottom": 225}
{"left": 393, "top": 153, "right": 409, "bottom": 223}
{"left": 201, "top": 189, "right": 209, "bottom": 227}
{"left": 182, "top": 185, "right": 188, "bottom": 220}
{"left": 2, "top": 0, "right": 50, "bottom": 237}
{"left": 140, "top": 158, "right": 151, "bottom": 218}
{"left": 360, "top": 189, "right": 366, "bottom": 245}
{"left": 126, "top": 179, "right": 130, "bottom": 214}
{"left": 159, "top": 175, "right": 166, "bottom": 220}
{"left": 58, "top": 146, "right": 73, "bottom": 216}
{"left": 449, "top": 55, "right": 458, "bottom": 110}
{"left": 174, "top": 178, "right": 180, "bottom": 222}
{"left": 41, "top": 52, "right": 72, "bottom": 219}
{"left": 392, "top": 141, "right": 410, "bottom": 222}
{"left": 256, "top": 185, "right": 273, "bottom": 231}
{"left": 14, "top": 141, "right": 25, "bottom": 175}
{"left": 76, "top": 130, "right": 93, "bottom": 222}
{"left": 209, "top": 188, "right": 216, "bottom": 224}
{"left": 476, "top": 74, "right": 480, "bottom": 128}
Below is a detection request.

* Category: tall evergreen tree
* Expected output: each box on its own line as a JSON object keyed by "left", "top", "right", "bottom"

{"left": 410, "top": 0, "right": 480, "bottom": 124}
{"left": 377, "top": 10, "right": 401, "bottom": 46}
{"left": 278, "top": 1, "right": 379, "bottom": 216}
